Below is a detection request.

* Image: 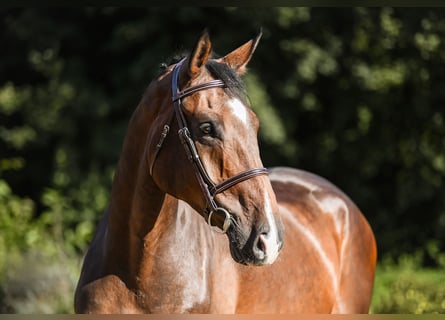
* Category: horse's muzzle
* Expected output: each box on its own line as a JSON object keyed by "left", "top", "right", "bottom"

{"left": 228, "top": 223, "right": 284, "bottom": 266}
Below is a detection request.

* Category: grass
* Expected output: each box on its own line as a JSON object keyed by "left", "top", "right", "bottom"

{"left": 371, "top": 255, "right": 445, "bottom": 314}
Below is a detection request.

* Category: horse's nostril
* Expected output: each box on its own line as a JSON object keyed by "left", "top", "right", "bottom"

{"left": 253, "top": 233, "right": 268, "bottom": 260}
{"left": 257, "top": 234, "right": 267, "bottom": 252}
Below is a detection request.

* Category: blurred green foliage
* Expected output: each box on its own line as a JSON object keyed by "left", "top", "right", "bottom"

{"left": 372, "top": 253, "right": 445, "bottom": 314}
{"left": 1, "top": 7, "right": 445, "bottom": 313}
{"left": 0, "top": 179, "right": 77, "bottom": 313}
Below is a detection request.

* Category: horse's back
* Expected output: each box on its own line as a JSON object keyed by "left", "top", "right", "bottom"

{"left": 234, "top": 167, "right": 376, "bottom": 313}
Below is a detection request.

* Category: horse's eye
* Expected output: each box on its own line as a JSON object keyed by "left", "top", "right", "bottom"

{"left": 199, "top": 122, "right": 214, "bottom": 135}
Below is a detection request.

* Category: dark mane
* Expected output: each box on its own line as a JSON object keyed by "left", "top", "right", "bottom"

{"left": 205, "top": 59, "right": 248, "bottom": 102}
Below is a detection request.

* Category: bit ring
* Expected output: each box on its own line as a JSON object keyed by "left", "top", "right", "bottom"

{"left": 208, "top": 207, "right": 231, "bottom": 234}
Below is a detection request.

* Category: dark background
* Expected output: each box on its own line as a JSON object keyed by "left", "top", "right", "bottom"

{"left": 1, "top": 7, "right": 444, "bottom": 280}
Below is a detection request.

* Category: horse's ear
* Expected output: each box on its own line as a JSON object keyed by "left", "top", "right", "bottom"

{"left": 222, "top": 30, "right": 262, "bottom": 75}
{"left": 188, "top": 30, "right": 212, "bottom": 79}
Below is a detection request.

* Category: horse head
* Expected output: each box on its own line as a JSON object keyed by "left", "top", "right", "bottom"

{"left": 147, "top": 30, "right": 284, "bottom": 266}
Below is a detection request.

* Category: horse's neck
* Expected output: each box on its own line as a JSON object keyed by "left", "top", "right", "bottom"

{"left": 103, "top": 101, "right": 166, "bottom": 280}
{"left": 99, "top": 98, "right": 235, "bottom": 310}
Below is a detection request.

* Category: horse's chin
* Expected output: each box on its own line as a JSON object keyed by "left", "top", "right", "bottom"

{"left": 228, "top": 242, "right": 249, "bottom": 265}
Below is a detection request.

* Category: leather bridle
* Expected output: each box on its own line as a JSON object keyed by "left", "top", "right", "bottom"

{"left": 150, "top": 58, "right": 268, "bottom": 233}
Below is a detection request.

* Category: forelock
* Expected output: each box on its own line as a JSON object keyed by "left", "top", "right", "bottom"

{"left": 205, "top": 60, "right": 248, "bottom": 103}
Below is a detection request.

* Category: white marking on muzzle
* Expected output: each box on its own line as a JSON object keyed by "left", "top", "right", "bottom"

{"left": 261, "top": 194, "right": 280, "bottom": 264}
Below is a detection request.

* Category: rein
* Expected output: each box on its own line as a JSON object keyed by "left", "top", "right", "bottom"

{"left": 150, "top": 58, "right": 268, "bottom": 233}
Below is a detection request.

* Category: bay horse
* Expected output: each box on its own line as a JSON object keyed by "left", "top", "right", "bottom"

{"left": 74, "top": 31, "right": 377, "bottom": 313}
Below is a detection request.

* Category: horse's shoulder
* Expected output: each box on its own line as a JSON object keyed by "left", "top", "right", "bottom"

{"left": 75, "top": 274, "right": 141, "bottom": 313}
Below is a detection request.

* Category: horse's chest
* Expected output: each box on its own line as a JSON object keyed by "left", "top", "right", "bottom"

{"left": 139, "top": 226, "right": 212, "bottom": 312}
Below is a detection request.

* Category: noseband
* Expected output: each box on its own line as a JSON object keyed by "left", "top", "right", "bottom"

{"left": 150, "top": 59, "right": 268, "bottom": 233}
